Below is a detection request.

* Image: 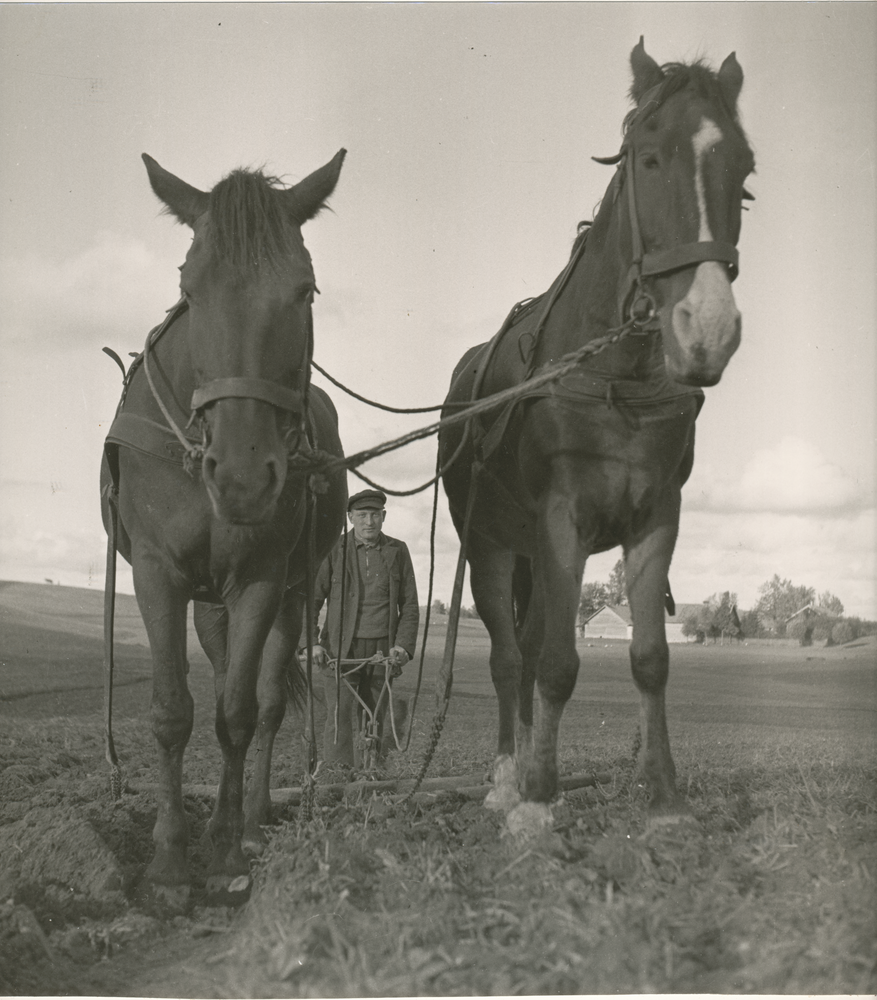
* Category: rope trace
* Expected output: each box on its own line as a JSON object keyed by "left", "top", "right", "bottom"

{"left": 304, "top": 320, "right": 641, "bottom": 484}
{"left": 311, "top": 359, "right": 450, "bottom": 414}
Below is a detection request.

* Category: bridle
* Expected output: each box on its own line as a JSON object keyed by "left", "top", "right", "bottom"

{"left": 139, "top": 297, "right": 309, "bottom": 473}
{"left": 595, "top": 84, "right": 742, "bottom": 330}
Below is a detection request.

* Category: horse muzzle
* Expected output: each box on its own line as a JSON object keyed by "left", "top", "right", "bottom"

{"left": 199, "top": 398, "right": 289, "bottom": 524}
{"left": 202, "top": 452, "right": 285, "bottom": 525}
{"left": 663, "top": 261, "right": 741, "bottom": 386}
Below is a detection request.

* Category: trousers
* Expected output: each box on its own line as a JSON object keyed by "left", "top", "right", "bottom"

{"left": 321, "top": 636, "right": 396, "bottom": 768}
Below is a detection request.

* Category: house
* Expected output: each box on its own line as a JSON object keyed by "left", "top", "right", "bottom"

{"left": 582, "top": 602, "right": 702, "bottom": 643}
{"left": 785, "top": 603, "right": 817, "bottom": 624}
{"left": 665, "top": 603, "right": 705, "bottom": 643}
{"left": 582, "top": 605, "right": 631, "bottom": 640}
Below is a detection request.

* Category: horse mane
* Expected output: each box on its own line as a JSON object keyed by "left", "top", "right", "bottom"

{"left": 570, "top": 220, "right": 592, "bottom": 259}
{"left": 208, "top": 168, "right": 305, "bottom": 273}
{"left": 625, "top": 60, "right": 747, "bottom": 136}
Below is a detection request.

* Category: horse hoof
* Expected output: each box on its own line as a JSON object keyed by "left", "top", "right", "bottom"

{"left": 485, "top": 784, "right": 521, "bottom": 812}
{"left": 205, "top": 873, "right": 252, "bottom": 907}
{"left": 486, "top": 754, "right": 521, "bottom": 811}
{"left": 242, "top": 834, "right": 267, "bottom": 859}
{"left": 506, "top": 801, "right": 553, "bottom": 839}
{"left": 133, "top": 879, "right": 191, "bottom": 916}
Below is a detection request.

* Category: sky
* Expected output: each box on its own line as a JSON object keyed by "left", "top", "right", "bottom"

{"left": 1, "top": 2, "right": 875, "bottom": 620}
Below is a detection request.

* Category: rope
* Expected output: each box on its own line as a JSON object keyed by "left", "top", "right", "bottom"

{"left": 300, "top": 317, "right": 648, "bottom": 482}
{"left": 102, "top": 485, "right": 123, "bottom": 800}
{"left": 399, "top": 459, "right": 482, "bottom": 805}
{"left": 399, "top": 456, "right": 441, "bottom": 752}
{"left": 300, "top": 484, "right": 319, "bottom": 825}
{"left": 140, "top": 298, "right": 204, "bottom": 475}
{"left": 311, "top": 359, "right": 449, "bottom": 414}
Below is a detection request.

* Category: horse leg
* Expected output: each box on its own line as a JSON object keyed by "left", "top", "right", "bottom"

{"left": 241, "top": 587, "right": 304, "bottom": 856}
{"left": 206, "top": 584, "right": 283, "bottom": 901}
{"left": 468, "top": 541, "right": 523, "bottom": 811}
{"left": 193, "top": 600, "right": 229, "bottom": 703}
{"left": 133, "top": 564, "right": 193, "bottom": 910}
{"left": 515, "top": 562, "right": 544, "bottom": 785}
{"left": 511, "top": 495, "right": 585, "bottom": 836}
{"left": 624, "top": 510, "right": 690, "bottom": 826}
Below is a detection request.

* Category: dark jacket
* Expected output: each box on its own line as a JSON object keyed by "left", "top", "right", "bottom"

{"left": 307, "top": 531, "right": 419, "bottom": 660}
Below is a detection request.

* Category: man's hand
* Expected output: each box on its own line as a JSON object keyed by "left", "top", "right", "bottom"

{"left": 309, "top": 645, "right": 328, "bottom": 667}
{"left": 388, "top": 646, "right": 409, "bottom": 675}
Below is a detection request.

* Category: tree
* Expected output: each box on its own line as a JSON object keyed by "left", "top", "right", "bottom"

{"left": 606, "top": 559, "right": 626, "bottom": 606}
{"left": 818, "top": 591, "right": 844, "bottom": 617}
{"left": 755, "top": 575, "right": 815, "bottom": 636}
{"left": 579, "top": 581, "right": 610, "bottom": 625}
{"left": 682, "top": 592, "right": 739, "bottom": 643}
{"left": 431, "top": 599, "right": 447, "bottom": 616}
{"left": 711, "top": 591, "right": 740, "bottom": 639}
{"left": 739, "top": 608, "right": 761, "bottom": 639}
{"left": 681, "top": 608, "right": 706, "bottom": 643}
{"left": 811, "top": 614, "right": 834, "bottom": 645}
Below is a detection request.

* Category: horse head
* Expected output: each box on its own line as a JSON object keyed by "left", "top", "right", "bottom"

{"left": 617, "top": 39, "right": 754, "bottom": 386}
{"left": 142, "top": 150, "right": 345, "bottom": 524}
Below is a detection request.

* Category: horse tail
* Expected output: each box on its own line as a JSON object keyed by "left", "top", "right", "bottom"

{"left": 285, "top": 652, "right": 308, "bottom": 711}
{"left": 511, "top": 555, "right": 533, "bottom": 641}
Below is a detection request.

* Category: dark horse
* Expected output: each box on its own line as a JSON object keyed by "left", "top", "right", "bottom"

{"left": 441, "top": 40, "right": 754, "bottom": 836}
{"left": 100, "top": 150, "right": 347, "bottom": 905}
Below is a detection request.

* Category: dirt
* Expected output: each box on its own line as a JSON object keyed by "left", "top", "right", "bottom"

{"left": 1, "top": 582, "right": 875, "bottom": 995}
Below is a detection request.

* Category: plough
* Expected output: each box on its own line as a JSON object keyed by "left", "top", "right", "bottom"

{"left": 127, "top": 771, "right": 613, "bottom": 806}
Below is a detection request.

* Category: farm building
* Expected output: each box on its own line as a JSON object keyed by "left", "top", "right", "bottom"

{"left": 582, "top": 603, "right": 702, "bottom": 643}
{"left": 582, "top": 605, "right": 631, "bottom": 639}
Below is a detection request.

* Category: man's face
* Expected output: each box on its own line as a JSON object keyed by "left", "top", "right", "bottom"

{"left": 349, "top": 506, "right": 386, "bottom": 543}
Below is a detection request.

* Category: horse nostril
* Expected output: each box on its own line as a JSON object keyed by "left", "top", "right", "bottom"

{"left": 265, "top": 456, "right": 283, "bottom": 492}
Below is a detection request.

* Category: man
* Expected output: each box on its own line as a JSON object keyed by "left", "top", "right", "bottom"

{"left": 308, "top": 489, "right": 419, "bottom": 768}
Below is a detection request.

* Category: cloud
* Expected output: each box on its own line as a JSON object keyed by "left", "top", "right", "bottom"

{"left": 672, "top": 507, "right": 876, "bottom": 619}
{"left": 685, "top": 435, "right": 872, "bottom": 516}
{"left": 1, "top": 232, "right": 178, "bottom": 350}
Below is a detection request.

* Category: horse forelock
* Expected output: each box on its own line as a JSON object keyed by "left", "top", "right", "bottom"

{"left": 625, "top": 61, "right": 748, "bottom": 142}
{"left": 207, "top": 169, "right": 307, "bottom": 274}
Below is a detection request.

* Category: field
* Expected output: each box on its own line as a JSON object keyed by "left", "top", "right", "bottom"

{"left": 1, "top": 580, "right": 875, "bottom": 995}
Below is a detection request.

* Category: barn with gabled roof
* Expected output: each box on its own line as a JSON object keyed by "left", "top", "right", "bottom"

{"left": 582, "top": 602, "right": 702, "bottom": 642}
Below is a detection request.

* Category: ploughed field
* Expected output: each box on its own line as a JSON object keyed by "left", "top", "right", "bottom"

{"left": 1, "top": 580, "right": 875, "bottom": 995}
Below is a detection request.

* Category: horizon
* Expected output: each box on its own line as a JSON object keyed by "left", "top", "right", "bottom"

{"left": 6, "top": 578, "right": 872, "bottom": 627}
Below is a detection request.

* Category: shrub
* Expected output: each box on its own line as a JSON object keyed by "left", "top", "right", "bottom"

{"left": 787, "top": 618, "right": 813, "bottom": 646}
{"left": 811, "top": 615, "right": 834, "bottom": 645}
{"left": 831, "top": 620, "right": 855, "bottom": 645}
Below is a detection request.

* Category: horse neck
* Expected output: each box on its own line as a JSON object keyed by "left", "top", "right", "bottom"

{"left": 536, "top": 174, "right": 659, "bottom": 375}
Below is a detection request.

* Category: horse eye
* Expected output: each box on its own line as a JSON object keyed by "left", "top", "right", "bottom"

{"left": 642, "top": 155, "right": 660, "bottom": 170}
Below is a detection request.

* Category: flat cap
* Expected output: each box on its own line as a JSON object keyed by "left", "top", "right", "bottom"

{"left": 348, "top": 489, "right": 387, "bottom": 511}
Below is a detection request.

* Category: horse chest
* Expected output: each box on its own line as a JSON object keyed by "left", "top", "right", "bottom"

{"left": 520, "top": 396, "right": 693, "bottom": 490}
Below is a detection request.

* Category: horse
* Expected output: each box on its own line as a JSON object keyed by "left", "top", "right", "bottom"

{"left": 100, "top": 150, "right": 348, "bottom": 907}
{"left": 440, "top": 39, "right": 754, "bottom": 836}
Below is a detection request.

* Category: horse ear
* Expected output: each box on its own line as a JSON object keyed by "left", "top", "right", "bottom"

{"left": 717, "top": 52, "right": 744, "bottom": 109}
{"left": 141, "top": 154, "right": 209, "bottom": 227}
{"left": 283, "top": 148, "right": 347, "bottom": 224}
{"left": 630, "top": 36, "right": 663, "bottom": 103}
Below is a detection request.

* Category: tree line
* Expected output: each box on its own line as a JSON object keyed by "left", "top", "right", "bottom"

{"left": 577, "top": 565, "right": 874, "bottom": 646}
